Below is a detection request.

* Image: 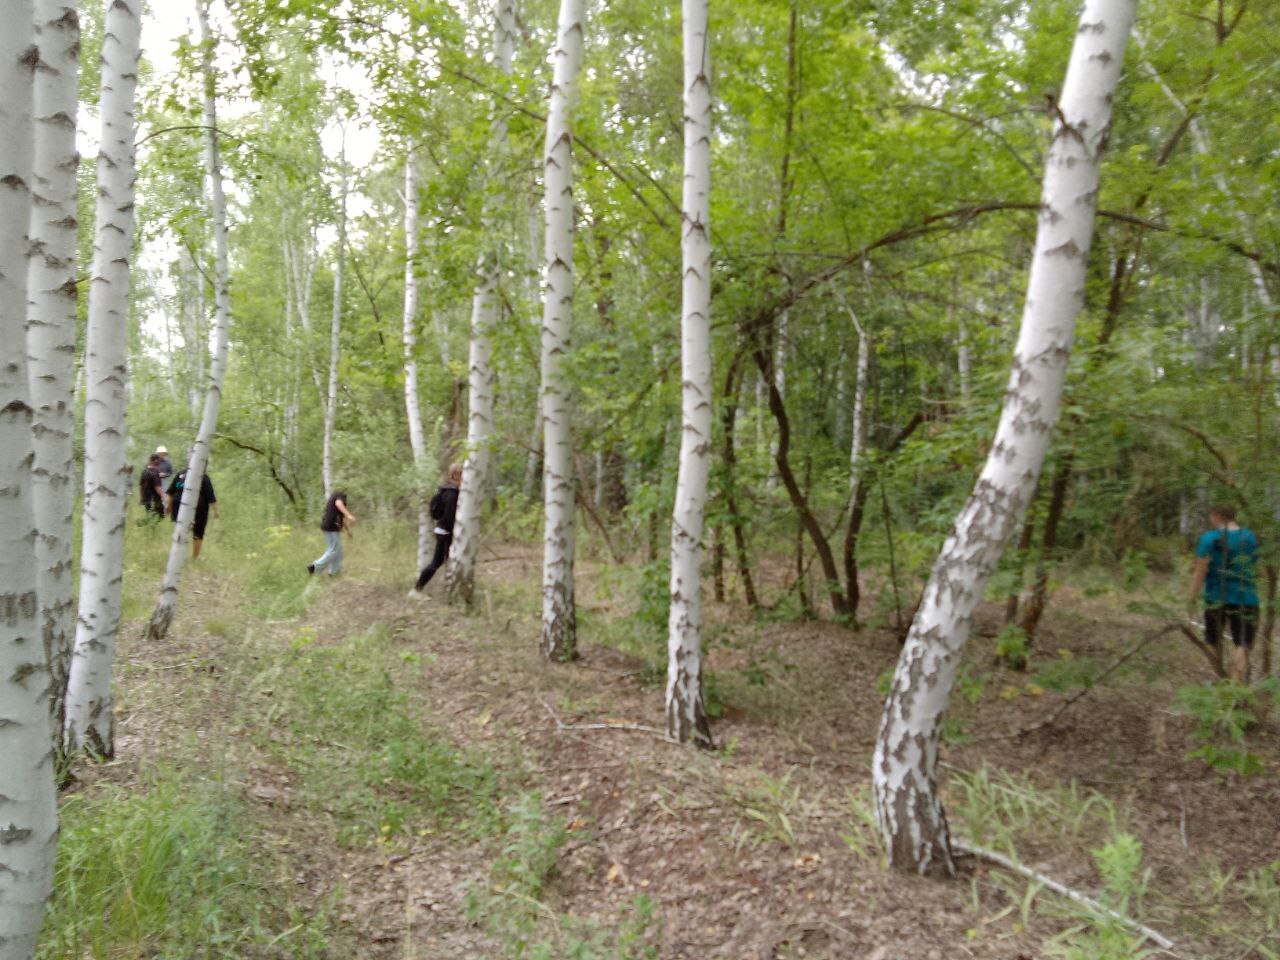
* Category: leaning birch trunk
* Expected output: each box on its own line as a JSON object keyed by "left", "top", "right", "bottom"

{"left": 402, "top": 156, "right": 431, "bottom": 570}
{"left": 28, "top": 0, "right": 81, "bottom": 746}
{"left": 666, "top": 0, "right": 714, "bottom": 746}
{"left": 323, "top": 163, "right": 346, "bottom": 497}
{"left": 65, "top": 0, "right": 141, "bottom": 757}
{"left": 0, "top": 4, "right": 59, "bottom": 952}
{"left": 145, "top": 0, "right": 232, "bottom": 642}
{"left": 872, "top": 0, "right": 1135, "bottom": 876}
{"left": 539, "top": 0, "right": 585, "bottom": 661}
{"left": 446, "top": 0, "right": 517, "bottom": 606}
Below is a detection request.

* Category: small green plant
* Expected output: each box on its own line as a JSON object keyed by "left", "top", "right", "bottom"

{"left": 1047, "top": 834, "right": 1153, "bottom": 960}
{"left": 840, "top": 784, "right": 884, "bottom": 865}
{"left": 995, "top": 624, "right": 1030, "bottom": 670}
{"left": 728, "top": 770, "right": 806, "bottom": 850}
{"left": 1175, "top": 680, "right": 1273, "bottom": 776}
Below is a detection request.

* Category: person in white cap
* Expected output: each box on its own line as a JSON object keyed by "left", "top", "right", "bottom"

{"left": 154, "top": 445, "right": 173, "bottom": 499}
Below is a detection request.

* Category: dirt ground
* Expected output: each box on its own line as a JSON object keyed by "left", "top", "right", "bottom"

{"left": 102, "top": 544, "right": 1280, "bottom": 959}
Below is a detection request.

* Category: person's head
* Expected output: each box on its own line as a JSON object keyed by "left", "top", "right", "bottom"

{"left": 148, "top": 453, "right": 161, "bottom": 465}
{"left": 448, "top": 463, "right": 463, "bottom": 484}
{"left": 1209, "top": 505, "right": 1238, "bottom": 527}
{"left": 155, "top": 445, "right": 168, "bottom": 457}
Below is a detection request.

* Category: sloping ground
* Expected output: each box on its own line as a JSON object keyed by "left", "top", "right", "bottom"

{"left": 80, "top": 535, "right": 1279, "bottom": 960}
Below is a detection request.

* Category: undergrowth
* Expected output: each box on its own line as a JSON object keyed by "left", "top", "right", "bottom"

{"left": 41, "top": 770, "right": 330, "bottom": 960}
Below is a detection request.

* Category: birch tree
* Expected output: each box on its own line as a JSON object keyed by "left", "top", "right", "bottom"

{"left": 666, "top": 0, "right": 714, "bottom": 746}
{"left": 27, "top": 0, "right": 80, "bottom": 744}
{"left": 323, "top": 156, "right": 347, "bottom": 497}
{"left": 539, "top": 0, "right": 586, "bottom": 661}
{"left": 872, "top": 0, "right": 1136, "bottom": 876}
{"left": 445, "top": 0, "right": 517, "bottom": 606}
{"left": 146, "top": 0, "right": 233, "bottom": 642}
{"left": 0, "top": 2, "right": 58, "bottom": 950}
{"left": 402, "top": 154, "right": 430, "bottom": 570}
{"left": 66, "top": 0, "right": 143, "bottom": 757}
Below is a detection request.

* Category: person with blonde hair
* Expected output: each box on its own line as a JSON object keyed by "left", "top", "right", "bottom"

{"left": 410, "top": 463, "right": 462, "bottom": 597}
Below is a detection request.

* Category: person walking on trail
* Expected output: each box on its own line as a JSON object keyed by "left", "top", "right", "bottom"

{"left": 168, "top": 461, "right": 219, "bottom": 560}
{"left": 409, "top": 464, "right": 462, "bottom": 598}
{"left": 309, "top": 490, "right": 355, "bottom": 577}
{"left": 139, "top": 453, "right": 166, "bottom": 517}
{"left": 1187, "top": 504, "right": 1259, "bottom": 682}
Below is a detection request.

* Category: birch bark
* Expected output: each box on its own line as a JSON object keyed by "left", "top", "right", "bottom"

{"left": 27, "top": 0, "right": 80, "bottom": 744}
{"left": 539, "top": 0, "right": 585, "bottom": 661}
{"left": 666, "top": 0, "right": 714, "bottom": 746}
{"left": 446, "top": 0, "right": 517, "bottom": 606}
{"left": 402, "top": 155, "right": 430, "bottom": 570}
{"left": 872, "top": 0, "right": 1136, "bottom": 876}
{"left": 323, "top": 160, "right": 347, "bottom": 497}
{"left": 1, "top": 4, "right": 59, "bottom": 952}
{"left": 65, "top": 0, "right": 141, "bottom": 757}
{"left": 145, "top": 0, "right": 233, "bottom": 642}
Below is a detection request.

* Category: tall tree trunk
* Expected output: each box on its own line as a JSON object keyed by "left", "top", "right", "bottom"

{"left": 323, "top": 158, "right": 346, "bottom": 497}
{"left": 841, "top": 301, "right": 869, "bottom": 622}
{"left": 1018, "top": 454, "right": 1073, "bottom": 641}
{"left": 720, "top": 349, "right": 759, "bottom": 608}
{"left": 65, "top": 0, "right": 141, "bottom": 757}
{"left": 873, "top": 0, "right": 1134, "bottom": 876}
{"left": 0, "top": 4, "right": 58, "bottom": 950}
{"left": 447, "top": 0, "right": 517, "bottom": 606}
{"left": 666, "top": 0, "right": 714, "bottom": 747}
{"left": 402, "top": 155, "right": 431, "bottom": 571}
{"left": 539, "top": 0, "right": 585, "bottom": 661}
{"left": 28, "top": 0, "right": 81, "bottom": 748}
{"left": 145, "top": 0, "right": 233, "bottom": 642}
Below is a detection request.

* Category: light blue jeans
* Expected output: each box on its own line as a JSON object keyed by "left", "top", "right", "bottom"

{"left": 312, "top": 530, "right": 343, "bottom": 575}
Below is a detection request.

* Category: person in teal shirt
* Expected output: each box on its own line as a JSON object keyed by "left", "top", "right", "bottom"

{"left": 1186, "top": 504, "right": 1258, "bottom": 681}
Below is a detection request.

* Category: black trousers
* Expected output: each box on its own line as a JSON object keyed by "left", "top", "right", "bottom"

{"left": 1204, "top": 604, "right": 1258, "bottom": 648}
{"left": 415, "top": 533, "right": 452, "bottom": 591}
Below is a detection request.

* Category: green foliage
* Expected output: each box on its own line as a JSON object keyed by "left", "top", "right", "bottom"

{"left": 1175, "top": 680, "right": 1279, "bottom": 776}
{"left": 995, "top": 624, "right": 1030, "bottom": 671}
{"left": 728, "top": 770, "right": 804, "bottom": 850}
{"left": 1047, "top": 835, "right": 1153, "bottom": 960}
{"left": 248, "top": 625, "right": 500, "bottom": 843}
{"left": 40, "top": 771, "right": 330, "bottom": 959}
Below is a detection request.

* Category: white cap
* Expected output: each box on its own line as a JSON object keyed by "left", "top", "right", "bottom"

{"left": 155, "top": 445, "right": 168, "bottom": 454}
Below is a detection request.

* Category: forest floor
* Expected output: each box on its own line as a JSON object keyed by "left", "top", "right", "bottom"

{"left": 52, "top": 520, "right": 1280, "bottom": 960}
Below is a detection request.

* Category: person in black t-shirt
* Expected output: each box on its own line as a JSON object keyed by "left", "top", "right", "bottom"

{"left": 410, "top": 464, "right": 462, "bottom": 597}
{"left": 139, "top": 453, "right": 166, "bottom": 517}
{"left": 168, "top": 465, "right": 218, "bottom": 558}
{"left": 309, "top": 490, "right": 356, "bottom": 576}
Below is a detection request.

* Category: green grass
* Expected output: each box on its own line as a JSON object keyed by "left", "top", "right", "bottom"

{"left": 41, "top": 770, "right": 331, "bottom": 960}
{"left": 246, "top": 624, "right": 502, "bottom": 844}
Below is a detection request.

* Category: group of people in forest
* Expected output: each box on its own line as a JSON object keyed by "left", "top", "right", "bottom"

{"left": 145, "top": 434, "right": 1259, "bottom": 673}
{"left": 139, "top": 444, "right": 219, "bottom": 558}
{"left": 307, "top": 463, "right": 462, "bottom": 597}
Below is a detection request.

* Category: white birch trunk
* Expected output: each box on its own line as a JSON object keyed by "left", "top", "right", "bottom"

{"left": 323, "top": 162, "right": 346, "bottom": 497}
{"left": 65, "top": 0, "right": 141, "bottom": 758}
{"left": 402, "top": 156, "right": 431, "bottom": 570}
{"left": 872, "top": 0, "right": 1135, "bottom": 876}
{"left": 666, "top": 0, "right": 714, "bottom": 747}
{"left": 27, "top": 0, "right": 80, "bottom": 744}
{"left": 539, "top": 0, "right": 585, "bottom": 661}
{"left": 0, "top": 6, "right": 58, "bottom": 952}
{"left": 446, "top": 0, "right": 517, "bottom": 606}
{"left": 145, "top": 0, "right": 232, "bottom": 642}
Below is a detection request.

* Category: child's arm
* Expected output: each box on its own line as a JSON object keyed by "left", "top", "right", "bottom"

{"left": 338, "top": 499, "right": 356, "bottom": 535}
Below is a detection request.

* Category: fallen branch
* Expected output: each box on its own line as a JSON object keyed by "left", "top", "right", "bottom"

{"left": 536, "top": 694, "right": 675, "bottom": 744}
{"left": 953, "top": 839, "right": 1178, "bottom": 954}
{"left": 976, "top": 623, "right": 1180, "bottom": 742}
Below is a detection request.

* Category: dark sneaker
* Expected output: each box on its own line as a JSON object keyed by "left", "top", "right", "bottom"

{"left": 307, "top": 563, "right": 315, "bottom": 575}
